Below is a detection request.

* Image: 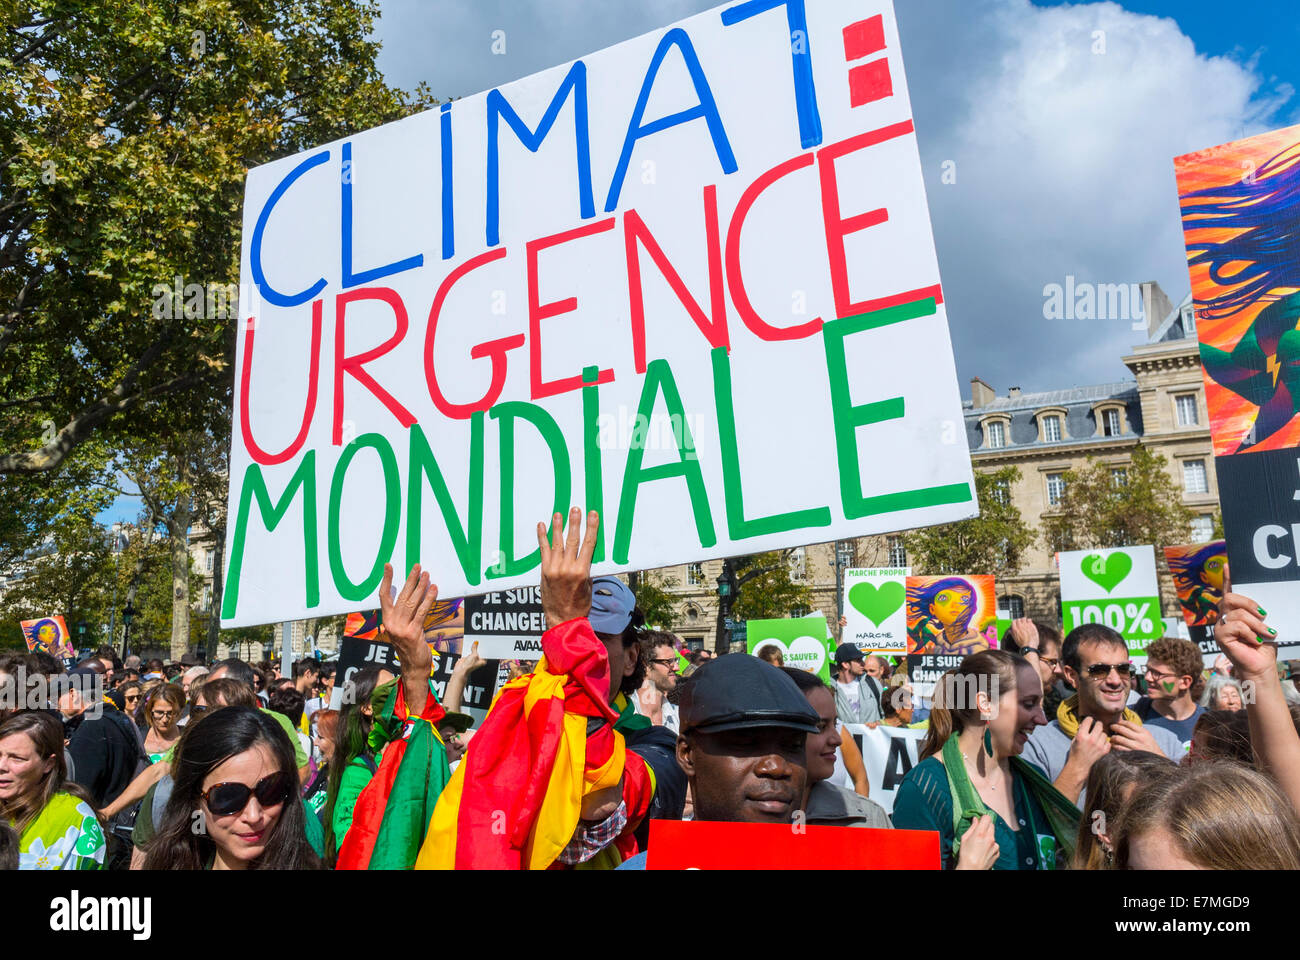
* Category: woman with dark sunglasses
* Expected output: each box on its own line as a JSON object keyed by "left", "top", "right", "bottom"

{"left": 142, "top": 706, "right": 322, "bottom": 870}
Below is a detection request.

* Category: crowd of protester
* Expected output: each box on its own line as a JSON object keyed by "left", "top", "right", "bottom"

{"left": 3, "top": 509, "right": 1300, "bottom": 870}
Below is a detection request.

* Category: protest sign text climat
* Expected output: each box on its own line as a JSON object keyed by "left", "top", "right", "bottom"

{"left": 223, "top": 0, "right": 975, "bottom": 626}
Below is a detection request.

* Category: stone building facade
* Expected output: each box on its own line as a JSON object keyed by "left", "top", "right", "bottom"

{"left": 648, "top": 282, "right": 1219, "bottom": 648}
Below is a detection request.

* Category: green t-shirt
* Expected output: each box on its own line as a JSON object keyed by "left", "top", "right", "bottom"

{"left": 330, "top": 757, "right": 375, "bottom": 853}
{"left": 15, "top": 792, "right": 105, "bottom": 870}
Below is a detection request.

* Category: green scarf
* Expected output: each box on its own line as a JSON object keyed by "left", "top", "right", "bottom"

{"left": 942, "top": 734, "right": 1079, "bottom": 868}
{"left": 612, "top": 692, "right": 651, "bottom": 732}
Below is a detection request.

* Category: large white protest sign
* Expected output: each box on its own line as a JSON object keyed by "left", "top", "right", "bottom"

{"left": 222, "top": 0, "right": 975, "bottom": 626}
{"left": 843, "top": 722, "right": 925, "bottom": 815}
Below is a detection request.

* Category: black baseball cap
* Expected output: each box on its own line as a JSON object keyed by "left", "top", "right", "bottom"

{"left": 834, "top": 642, "right": 865, "bottom": 665}
{"left": 678, "top": 655, "right": 819, "bottom": 735}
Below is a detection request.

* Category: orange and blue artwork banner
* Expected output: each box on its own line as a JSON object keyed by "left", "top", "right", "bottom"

{"left": 1176, "top": 123, "right": 1300, "bottom": 640}
{"left": 1163, "top": 541, "right": 1228, "bottom": 627}
{"left": 21, "top": 615, "right": 74, "bottom": 659}
{"left": 905, "top": 575, "right": 997, "bottom": 656}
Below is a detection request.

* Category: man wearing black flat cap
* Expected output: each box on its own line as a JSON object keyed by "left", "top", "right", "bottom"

{"left": 675, "top": 655, "right": 820, "bottom": 824}
{"left": 616, "top": 655, "right": 820, "bottom": 869}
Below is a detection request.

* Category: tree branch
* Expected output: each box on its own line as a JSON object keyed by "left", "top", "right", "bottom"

{"left": 0, "top": 339, "right": 197, "bottom": 474}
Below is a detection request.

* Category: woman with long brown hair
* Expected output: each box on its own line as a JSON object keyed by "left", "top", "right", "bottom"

{"left": 892, "top": 649, "right": 1079, "bottom": 869}
{"left": 0, "top": 712, "right": 105, "bottom": 869}
{"left": 141, "top": 705, "right": 322, "bottom": 870}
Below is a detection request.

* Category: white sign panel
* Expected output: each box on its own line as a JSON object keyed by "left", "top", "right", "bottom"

{"left": 223, "top": 0, "right": 975, "bottom": 626}
{"left": 843, "top": 722, "right": 926, "bottom": 815}
{"left": 842, "top": 567, "right": 909, "bottom": 654}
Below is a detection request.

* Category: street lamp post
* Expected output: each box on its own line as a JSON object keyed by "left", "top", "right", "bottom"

{"left": 121, "top": 601, "right": 137, "bottom": 661}
{"left": 715, "top": 560, "right": 737, "bottom": 655}
{"left": 76, "top": 621, "right": 86, "bottom": 660}
{"left": 107, "top": 522, "right": 124, "bottom": 649}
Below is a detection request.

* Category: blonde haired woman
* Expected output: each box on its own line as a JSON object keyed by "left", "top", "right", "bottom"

{"left": 1116, "top": 760, "right": 1300, "bottom": 869}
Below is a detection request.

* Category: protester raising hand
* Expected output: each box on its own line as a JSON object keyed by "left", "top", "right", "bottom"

{"left": 378, "top": 562, "right": 438, "bottom": 717}
{"left": 537, "top": 508, "right": 600, "bottom": 630}
{"left": 955, "top": 814, "right": 999, "bottom": 870}
{"left": 1216, "top": 591, "right": 1300, "bottom": 816}
{"left": 1217, "top": 592, "right": 1279, "bottom": 679}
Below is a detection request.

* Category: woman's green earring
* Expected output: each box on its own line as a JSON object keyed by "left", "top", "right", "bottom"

{"left": 984, "top": 727, "right": 994, "bottom": 757}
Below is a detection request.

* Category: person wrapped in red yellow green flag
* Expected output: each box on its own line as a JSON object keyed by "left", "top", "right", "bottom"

{"left": 416, "top": 508, "right": 686, "bottom": 869}
{"left": 334, "top": 562, "right": 452, "bottom": 870}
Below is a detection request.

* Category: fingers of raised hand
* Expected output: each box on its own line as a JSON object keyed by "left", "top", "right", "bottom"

{"left": 578, "top": 510, "right": 600, "bottom": 566}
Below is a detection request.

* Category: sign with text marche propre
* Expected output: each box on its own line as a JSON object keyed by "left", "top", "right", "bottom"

{"left": 1176, "top": 125, "right": 1300, "bottom": 645}
{"left": 1058, "top": 546, "right": 1162, "bottom": 655}
{"left": 842, "top": 567, "right": 909, "bottom": 654}
{"left": 223, "top": 0, "right": 976, "bottom": 627}
{"left": 747, "top": 616, "right": 835, "bottom": 683}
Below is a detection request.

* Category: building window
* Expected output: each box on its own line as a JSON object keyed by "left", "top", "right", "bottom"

{"left": 1190, "top": 515, "right": 1214, "bottom": 542}
{"left": 986, "top": 421, "right": 1005, "bottom": 449}
{"left": 1110, "top": 467, "right": 1128, "bottom": 487}
{"left": 1006, "top": 595, "right": 1025, "bottom": 619}
{"left": 205, "top": 549, "right": 214, "bottom": 573}
{"left": 1183, "top": 459, "right": 1208, "bottom": 495}
{"left": 1046, "top": 473, "right": 1066, "bottom": 506}
{"left": 687, "top": 562, "right": 703, "bottom": 586}
{"left": 790, "top": 605, "right": 810, "bottom": 618}
{"left": 887, "top": 536, "right": 907, "bottom": 567}
{"left": 1183, "top": 459, "right": 1209, "bottom": 494}
{"left": 1181, "top": 304, "right": 1197, "bottom": 336}
{"left": 1042, "top": 415, "right": 1062, "bottom": 442}
{"left": 202, "top": 585, "right": 212, "bottom": 610}
{"left": 789, "top": 547, "right": 806, "bottom": 581}
{"left": 1175, "top": 394, "right": 1199, "bottom": 426}
{"left": 990, "top": 479, "right": 1009, "bottom": 506}
{"left": 1103, "top": 408, "right": 1121, "bottom": 437}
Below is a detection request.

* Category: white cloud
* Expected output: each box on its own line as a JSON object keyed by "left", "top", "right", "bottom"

{"left": 902, "top": 0, "right": 1292, "bottom": 392}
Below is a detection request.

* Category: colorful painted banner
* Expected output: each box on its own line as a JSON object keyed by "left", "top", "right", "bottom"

{"left": 746, "top": 616, "right": 835, "bottom": 683}
{"left": 20, "top": 616, "right": 74, "bottom": 659}
{"left": 1176, "top": 124, "right": 1300, "bottom": 646}
{"left": 221, "top": 0, "right": 976, "bottom": 627}
{"left": 904, "top": 574, "right": 996, "bottom": 698}
{"left": 1163, "top": 541, "right": 1227, "bottom": 627}
{"left": 842, "top": 721, "right": 926, "bottom": 815}
{"left": 842, "top": 567, "right": 908, "bottom": 654}
{"left": 646, "top": 818, "right": 939, "bottom": 869}
{"left": 905, "top": 575, "right": 997, "bottom": 656}
{"left": 1058, "top": 546, "right": 1162, "bottom": 656}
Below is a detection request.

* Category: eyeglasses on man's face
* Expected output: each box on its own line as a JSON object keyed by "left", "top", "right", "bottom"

{"left": 1083, "top": 662, "right": 1131, "bottom": 679}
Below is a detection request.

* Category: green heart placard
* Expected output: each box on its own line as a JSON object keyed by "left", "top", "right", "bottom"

{"left": 1081, "top": 552, "right": 1132, "bottom": 594}
{"left": 848, "top": 581, "right": 905, "bottom": 627}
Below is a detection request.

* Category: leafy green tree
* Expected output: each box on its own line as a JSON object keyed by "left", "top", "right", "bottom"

{"left": 906, "top": 466, "right": 1035, "bottom": 578}
{"left": 0, "top": 0, "right": 436, "bottom": 475}
{"left": 1041, "top": 446, "right": 1194, "bottom": 552}
{"left": 627, "top": 569, "right": 678, "bottom": 631}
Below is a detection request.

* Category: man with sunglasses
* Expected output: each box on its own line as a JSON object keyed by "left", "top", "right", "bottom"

{"left": 1021, "top": 624, "right": 1183, "bottom": 803}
